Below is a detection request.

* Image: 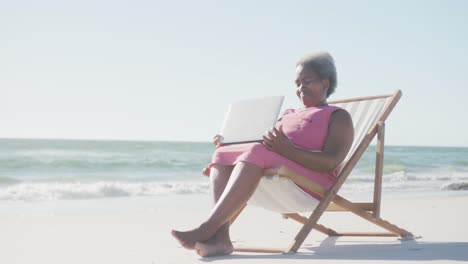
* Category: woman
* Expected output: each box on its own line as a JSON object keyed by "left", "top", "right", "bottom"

{"left": 171, "top": 52, "right": 354, "bottom": 257}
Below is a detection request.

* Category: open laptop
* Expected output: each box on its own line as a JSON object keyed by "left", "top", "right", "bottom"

{"left": 219, "top": 96, "right": 284, "bottom": 145}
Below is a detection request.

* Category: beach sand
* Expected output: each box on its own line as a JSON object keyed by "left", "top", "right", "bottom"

{"left": 1, "top": 193, "right": 467, "bottom": 264}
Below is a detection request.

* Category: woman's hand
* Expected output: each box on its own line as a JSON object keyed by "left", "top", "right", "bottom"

{"left": 204, "top": 134, "right": 223, "bottom": 177}
{"left": 212, "top": 134, "right": 223, "bottom": 148}
{"left": 262, "top": 125, "right": 294, "bottom": 156}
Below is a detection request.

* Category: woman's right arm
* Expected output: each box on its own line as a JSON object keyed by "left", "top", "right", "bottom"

{"left": 263, "top": 109, "right": 354, "bottom": 173}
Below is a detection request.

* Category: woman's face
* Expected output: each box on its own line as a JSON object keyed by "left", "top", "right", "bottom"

{"left": 295, "top": 65, "right": 329, "bottom": 107}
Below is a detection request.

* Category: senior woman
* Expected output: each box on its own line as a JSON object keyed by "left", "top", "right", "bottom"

{"left": 172, "top": 52, "right": 354, "bottom": 257}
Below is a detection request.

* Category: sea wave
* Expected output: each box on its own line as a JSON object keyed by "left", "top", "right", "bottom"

{"left": 0, "top": 156, "right": 207, "bottom": 170}
{"left": 383, "top": 171, "right": 466, "bottom": 182}
{"left": 0, "top": 176, "right": 21, "bottom": 185}
{"left": 442, "top": 182, "right": 468, "bottom": 191}
{"left": 0, "top": 181, "right": 210, "bottom": 201}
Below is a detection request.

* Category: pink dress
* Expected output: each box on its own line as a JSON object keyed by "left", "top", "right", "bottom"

{"left": 210, "top": 105, "right": 343, "bottom": 199}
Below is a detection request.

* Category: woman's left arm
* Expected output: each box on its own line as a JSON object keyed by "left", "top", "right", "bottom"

{"left": 263, "top": 109, "right": 354, "bottom": 173}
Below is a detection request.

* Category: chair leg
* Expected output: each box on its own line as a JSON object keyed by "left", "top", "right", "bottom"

{"left": 283, "top": 210, "right": 410, "bottom": 238}
{"left": 332, "top": 195, "right": 413, "bottom": 237}
{"left": 282, "top": 213, "right": 339, "bottom": 236}
{"left": 234, "top": 197, "right": 411, "bottom": 254}
{"left": 373, "top": 121, "right": 385, "bottom": 218}
{"left": 285, "top": 193, "right": 334, "bottom": 253}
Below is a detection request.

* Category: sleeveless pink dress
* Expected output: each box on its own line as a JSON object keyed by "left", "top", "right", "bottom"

{"left": 210, "top": 105, "right": 343, "bottom": 199}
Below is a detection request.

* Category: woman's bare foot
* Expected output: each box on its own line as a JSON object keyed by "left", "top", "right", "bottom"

{"left": 194, "top": 239, "right": 234, "bottom": 257}
{"left": 171, "top": 230, "right": 196, "bottom": 249}
{"left": 171, "top": 229, "right": 199, "bottom": 249}
{"left": 171, "top": 224, "right": 214, "bottom": 250}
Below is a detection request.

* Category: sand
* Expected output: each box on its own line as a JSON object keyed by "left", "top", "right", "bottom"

{"left": 1, "top": 193, "right": 467, "bottom": 264}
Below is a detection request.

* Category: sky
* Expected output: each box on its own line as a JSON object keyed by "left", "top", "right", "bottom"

{"left": 1, "top": 0, "right": 467, "bottom": 147}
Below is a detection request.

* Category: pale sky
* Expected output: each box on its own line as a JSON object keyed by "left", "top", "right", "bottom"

{"left": 1, "top": 0, "right": 467, "bottom": 147}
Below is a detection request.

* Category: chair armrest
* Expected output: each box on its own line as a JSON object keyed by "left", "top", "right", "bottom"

{"left": 277, "top": 166, "right": 327, "bottom": 197}
{"left": 263, "top": 168, "right": 279, "bottom": 176}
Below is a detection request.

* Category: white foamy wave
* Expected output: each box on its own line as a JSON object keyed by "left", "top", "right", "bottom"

{"left": 0, "top": 176, "right": 21, "bottom": 185}
{"left": 381, "top": 170, "right": 468, "bottom": 183}
{"left": 442, "top": 182, "right": 468, "bottom": 191}
{"left": 0, "top": 181, "right": 210, "bottom": 201}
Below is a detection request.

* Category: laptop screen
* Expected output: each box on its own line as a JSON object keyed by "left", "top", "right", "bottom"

{"left": 219, "top": 96, "right": 284, "bottom": 145}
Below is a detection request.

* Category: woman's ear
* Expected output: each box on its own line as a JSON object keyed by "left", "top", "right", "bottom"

{"left": 321, "top": 79, "right": 330, "bottom": 94}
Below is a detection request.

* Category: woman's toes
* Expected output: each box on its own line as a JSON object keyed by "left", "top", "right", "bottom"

{"left": 171, "top": 230, "right": 196, "bottom": 249}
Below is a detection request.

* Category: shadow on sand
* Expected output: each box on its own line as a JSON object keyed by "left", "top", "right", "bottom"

{"left": 200, "top": 237, "right": 468, "bottom": 262}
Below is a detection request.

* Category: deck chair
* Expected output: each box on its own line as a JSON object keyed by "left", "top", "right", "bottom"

{"left": 231, "top": 90, "right": 413, "bottom": 253}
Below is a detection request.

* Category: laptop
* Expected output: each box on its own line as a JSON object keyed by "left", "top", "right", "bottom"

{"left": 219, "top": 96, "right": 284, "bottom": 145}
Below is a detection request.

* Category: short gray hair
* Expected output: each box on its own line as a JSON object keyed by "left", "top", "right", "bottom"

{"left": 296, "top": 52, "right": 337, "bottom": 97}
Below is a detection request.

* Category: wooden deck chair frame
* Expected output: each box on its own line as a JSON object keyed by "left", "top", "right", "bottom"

{"left": 232, "top": 90, "right": 413, "bottom": 254}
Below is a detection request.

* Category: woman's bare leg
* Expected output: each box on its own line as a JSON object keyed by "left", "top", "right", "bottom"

{"left": 206, "top": 165, "right": 235, "bottom": 246}
{"left": 194, "top": 165, "right": 235, "bottom": 256}
{"left": 172, "top": 162, "right": 264, "bottom": 254}
{"left": 171, "top": 164, "right": 233, "bottom": 250}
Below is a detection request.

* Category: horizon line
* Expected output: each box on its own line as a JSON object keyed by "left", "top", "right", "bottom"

{"left": 1, "top": 136, "right": 466, "bottom": 149}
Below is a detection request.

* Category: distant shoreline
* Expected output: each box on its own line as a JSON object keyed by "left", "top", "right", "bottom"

{"left": 0, "top": 137, "right": 466, "bottom": 149}
{"left": 0, "top": 137, "right": 210, "bottom": 145}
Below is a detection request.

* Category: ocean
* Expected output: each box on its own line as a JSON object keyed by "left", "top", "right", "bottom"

{"left": 1, "top": 138, "right": 467, "bottom": 201}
